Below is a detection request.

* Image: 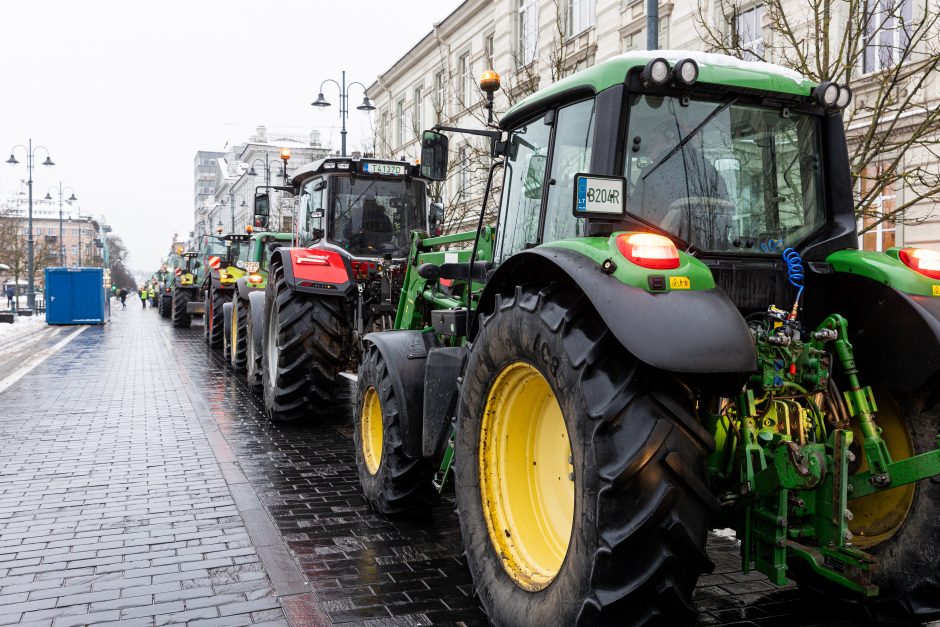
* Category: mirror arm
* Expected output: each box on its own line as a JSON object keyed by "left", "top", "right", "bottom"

{"left": 432, "top": 125, "right": 501, "bottom": 142}
{"left": 255, "top": 185, "right": 293, "bottom": 195}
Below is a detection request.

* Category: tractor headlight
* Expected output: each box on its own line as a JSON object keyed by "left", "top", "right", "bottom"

{"left": 812, "top": 81, "right": 840, "bottom": 107}
{"left": 673, "top": 58, "right": 699, "bottom": 86}
{"left": 642, "top": 58, "right": 671, "bottom": 86}
{"left": 836, "top": 85, "right": 853, "bottom": 108}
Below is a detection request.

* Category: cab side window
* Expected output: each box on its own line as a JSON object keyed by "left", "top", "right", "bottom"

{"left": 302, "top": 179, "right": 324, "bottom": 241}
{"left": 543, "top": 99, "right": 595, "bottom": 243}
{"left": 496, "top": 118, "right": 551, "bottom": 262}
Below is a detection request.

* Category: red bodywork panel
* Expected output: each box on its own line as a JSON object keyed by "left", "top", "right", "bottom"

{"left": 289, "top": 248, "right": 351, "bottom": 285}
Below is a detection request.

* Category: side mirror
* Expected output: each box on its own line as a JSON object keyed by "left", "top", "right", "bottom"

{"left": 254, "top": 193, "right": 271, "bottom": 219}
{"left": 429, "top": 202, "right": 444, "bottom": 235}
{"left": 420, "top": 131, "right": 449, "bottom": 181}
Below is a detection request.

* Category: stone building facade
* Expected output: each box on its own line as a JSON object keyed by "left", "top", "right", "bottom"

{"left": 367, "top": 0, "right": 940, "bottom": 249}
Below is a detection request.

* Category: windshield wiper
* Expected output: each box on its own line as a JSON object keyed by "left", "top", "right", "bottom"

{"left": 642, "top": 97, "right": 739, "bottom": 181}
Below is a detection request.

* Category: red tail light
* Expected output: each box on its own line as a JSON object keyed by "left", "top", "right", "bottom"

{"left": 616, "top": 233, "right": 680, "bottom": 270}
{"left": 899, "top": 247, "right": 940, "bottom": 280}
{"left": 247, "top": 273, "right": 263, "bottom": 284}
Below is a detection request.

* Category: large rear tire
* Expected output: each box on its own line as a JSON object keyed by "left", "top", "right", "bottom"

{"left": 354, "top": 344, "right": 437, "bottom": 514}
{"left": 794, "top": 378, "right": 940, "bottom": 623}
{"left": 230, "top": 294, "right": 249, "bottom": 372}
{"left": 261, "top": 260, "right": 346, "bottom": 422}
{"left": 455, "top": 283, "right": 717, "bottom": 626}
{"left": 171, "top": 289, "right": 192, "bottom": 329}
{"left": 159, "top": 294, "right": 171, "bottom": 318}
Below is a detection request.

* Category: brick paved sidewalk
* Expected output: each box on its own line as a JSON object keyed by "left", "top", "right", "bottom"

{"left": 0, "top": 308, "right": 291, "bottom": 626}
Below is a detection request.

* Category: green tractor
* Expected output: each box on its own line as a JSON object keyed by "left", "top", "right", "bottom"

{"left": 157, "top": 248, "right": 183, "bottom": 318}
{"left": 353, "top": 53, "right": 940, "bottom": 624}
{"left": 167, "top": 249, "right": 203, "bottom": 329}
{"left": 222, "top": 228, "right": 294, "bottom": 391}
{"left": 201, "top": 232, "right": 250, "bottom": 349}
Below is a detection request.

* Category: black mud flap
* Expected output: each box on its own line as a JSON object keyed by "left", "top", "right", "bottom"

{"left": 808, "top": 271, "right": 940, "bottom": 390}
{"left": 362, "top": 330, "right": 441, "bottom": 458}
{"left": 422, "top": 346, "right": 467, "bottom": 459}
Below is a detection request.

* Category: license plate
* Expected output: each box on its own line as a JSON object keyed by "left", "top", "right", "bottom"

{"left": 363, "top": 162, "right": 406, "bottom": 176}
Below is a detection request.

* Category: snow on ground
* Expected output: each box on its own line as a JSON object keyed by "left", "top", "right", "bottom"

{"left": 712, "top": 528, "right": 740, "bottom": 542}
{"left": 0, "top": 311, "right": 48, "bottom": 346}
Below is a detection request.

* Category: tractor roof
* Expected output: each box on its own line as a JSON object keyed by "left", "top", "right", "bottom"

{"left": 250, "top": 231, "right": 293, "bottom": 241}
{"left": 502, "top": 50, "right": 816, "bottom": 128}
{"left": 291, "top": 156, "right": 423, "bottom": 189}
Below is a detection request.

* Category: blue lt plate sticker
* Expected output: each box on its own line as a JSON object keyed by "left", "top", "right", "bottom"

{"left": 573, "top": 174, "right": 626, "bottom": 217}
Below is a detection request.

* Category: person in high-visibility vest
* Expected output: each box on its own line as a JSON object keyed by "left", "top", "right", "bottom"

{"left": 148, "top": 285, "right": 156, "bottom": 308}
{"left": 139, "top": 287, "right": 148, "bottom": 307}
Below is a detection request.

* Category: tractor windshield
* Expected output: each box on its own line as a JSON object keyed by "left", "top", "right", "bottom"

{"left": 225, "top": 239, "right": 249, "bottom": 266}
{"left": 328, "top": 176, "right": 426, "bottom": 257}
{"left": 625, "top": 94, "right": 825, "bottom": 254}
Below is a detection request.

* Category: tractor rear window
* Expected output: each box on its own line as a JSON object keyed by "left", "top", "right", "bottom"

{"left": 328, "top": 176, "right": 426, "bottom": 257}
{"left": 624, "top": 94, "right": 825, "bottom": 254}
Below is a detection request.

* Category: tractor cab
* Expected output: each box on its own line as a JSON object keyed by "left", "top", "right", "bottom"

{"left": 259, "top": 156, "right": 430, "bottom": 262}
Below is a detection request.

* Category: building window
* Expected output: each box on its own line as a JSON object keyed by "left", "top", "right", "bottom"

{"left": 397, "top": 98, "right": 407, "bottom": 147}
{"left": 518, "top": 0, "right": 539, "bottom": 66}
{"left": 459, "top": 52, "right": 473, "bottom": 108}
{"left": 860, "top": 166, "right": 897, "bottom": 251}
{"left": 72, "top": 246, "right": 78, "bottom": 255}
{"left": 379, "top": 109, "right": 389, "bottom": 152}
{"left": 47, "top": 228, "right": 54, "bottom": 235}
{"left": 566, "top": 0, "right": 596, "bottom": 37}
{"left": 864, "top": 0, "right": 912, "bottom": 73}
{"left": 484, "top": 33, "right": 495, "bottom": 70}
{"left": 734, "top": 5, "right": 764, "bottom": 61}
{"left": 414, "top": 86, "right": 424, "bottom": 137}
{"left": 435, "top": 70, "right": 447, "bottom": 121}
{"left": 622, "top": 30, "right": 642, "bottom": 52}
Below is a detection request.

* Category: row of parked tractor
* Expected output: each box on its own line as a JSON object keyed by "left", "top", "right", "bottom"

{"left": 153, "top": 53, "right": 940, "bottom": 626}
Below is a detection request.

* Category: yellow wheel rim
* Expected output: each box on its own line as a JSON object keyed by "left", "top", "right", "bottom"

{"left": 849, "top": 389, "right": 916, "bottom": 549}
{"left": 231, "top": 302, "right": 238, "bottom": 354}
{"left": 361, "top": 386, "right": 383, "bottom": 475}
{"left": 479, "top": 361, "right": 574, "bottom": 591}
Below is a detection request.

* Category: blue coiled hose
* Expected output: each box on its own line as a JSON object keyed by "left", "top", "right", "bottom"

{"left": 782, "top": 247, "right": 804, "bottom": 302}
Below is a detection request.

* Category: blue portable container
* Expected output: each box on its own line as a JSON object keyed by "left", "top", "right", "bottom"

{"left": 44, "top": 267, "right": 110, "bottom": 325}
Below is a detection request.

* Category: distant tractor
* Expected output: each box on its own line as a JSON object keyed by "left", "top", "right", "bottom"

{"left": 257, "top": 156, "right": 433, "bottom": 421}
{"left": 222, "top": 229, "right": 294, "bottom": 391}
{"left": 353, "top": 55, "right": 940, "bottom": 626}
{"left": 201, "top": 233, "right": 250, "bottom": 349}
{"left": 168, "top": 251, "right": 202, "bottom": 328}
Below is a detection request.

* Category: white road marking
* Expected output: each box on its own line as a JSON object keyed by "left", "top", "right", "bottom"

{"left": 0, "top": 326, "right": 88, "bottom": 395}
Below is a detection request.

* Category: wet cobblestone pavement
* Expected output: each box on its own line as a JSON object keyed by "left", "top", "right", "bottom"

{"left": 0, "top": 306, "right": 913, "bottom": 625}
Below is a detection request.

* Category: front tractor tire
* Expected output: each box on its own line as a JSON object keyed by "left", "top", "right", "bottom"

{"left": 205, "top": 284, "right": 230, "bottom": 350}
{"left": 354, "top": 344, "right": 437, "bottom": 514}
{"left": 245, "top": 291, "right": 266, "bottom": 393}
{"left": 171, "top": 289, "right": 192, "bottom": 329}
{"left": 230, "top": 295, "right": 249, "bottom": 372}
{"left": 455, "top": 283, "right": 718, "bottom": 626}
{"left": 159, "top": 294, "right": 171, "bottom": 318}
{"left": 261, "top": 260, "right": 346, "bottom": 422}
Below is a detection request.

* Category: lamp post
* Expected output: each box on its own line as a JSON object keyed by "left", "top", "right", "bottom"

{"left": 311, "top": 70, "right": 376, "bottom": 157}
{"left": 69, "top": 214, "right": 91, "bottom": 266}
{"left": 6, "top": 139, "right": 55, "bottom": 310}
{"left": 228, "top": 189, "right": 235, "bottom": 233}
{"left": 44, "top": 183, "right": 77, "bottom": 266}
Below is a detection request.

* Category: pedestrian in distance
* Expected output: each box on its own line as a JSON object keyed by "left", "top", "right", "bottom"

{"left": 139, "top": 287, "right": 147, "bottom": 308}
{"left": 119, "top": 288, "right": 127, "bottom": 309}
{"left": 148, "top": 285, "right": 156, "bottom": 308}
{"left": 5, "top": 284, "right": 13, "bottom": 309}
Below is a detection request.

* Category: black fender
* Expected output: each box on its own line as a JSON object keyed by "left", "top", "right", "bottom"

{"left": 247, "top": 290, "right": 266, "bottom": 359}
{"left": 475, "top": 247, "right": 757, "bottom": 376}
{"left": 362, "top": 330, "right": 440, "bottom": 459}
{"left": 235, "top": 277, "right": 251, "bottom": 301}
{"left": 807, "top": 271, "right": 940, "bottom": 391}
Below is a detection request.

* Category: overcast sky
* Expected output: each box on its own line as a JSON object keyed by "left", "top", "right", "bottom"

{"left": 0, "top": 0, "right": 462, "bottom": 271}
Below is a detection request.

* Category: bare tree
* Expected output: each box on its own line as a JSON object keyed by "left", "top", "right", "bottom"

{"left": 0, "top": 206, "right": 58, "bottom": 298}
{"left": 693, "top": 0, "right": 940, "bottom": 235}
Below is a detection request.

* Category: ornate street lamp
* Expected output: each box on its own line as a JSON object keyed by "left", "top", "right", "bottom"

{"left": 311, "top": 71, "right": 376, "bottom": 156}
{"left": 44, "top": 183, "right": 77, "bottom": 266}
{"left": 6, "top": 139, "right": 55, "bottom": 310}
